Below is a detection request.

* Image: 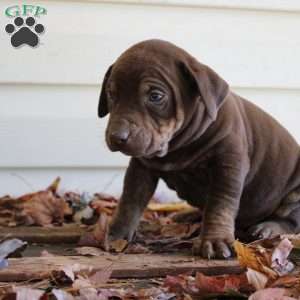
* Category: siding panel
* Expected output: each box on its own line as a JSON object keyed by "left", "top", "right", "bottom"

{"left": 0, "top": 0, "right": 299, "bottom": 194}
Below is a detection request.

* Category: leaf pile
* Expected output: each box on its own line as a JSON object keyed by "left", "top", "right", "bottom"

{"left": 2, "top": 179, "right": 300, "bottom": 299}
{"left": 0, "top": 178, "right": 72, "bottom": 227}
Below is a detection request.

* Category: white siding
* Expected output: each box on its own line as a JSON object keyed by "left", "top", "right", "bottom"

{"left": 0, "top": 0, "right": 300, "bottom": 196}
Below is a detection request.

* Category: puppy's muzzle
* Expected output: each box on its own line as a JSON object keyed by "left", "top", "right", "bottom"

{"left": 110, "top": 128, "right": 130, "bottom": 146}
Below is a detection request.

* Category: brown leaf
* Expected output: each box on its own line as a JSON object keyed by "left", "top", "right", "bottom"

{"left": 109, "top": 239, "right": 128, "bottom": 253}
{"left": 90, "top": 194, "right": 118, "bottom": 216}
{"left": 21, "top": 190, "right": 71, "bottom": 226}
{"left": 270, "top": 275, "right": 300, "bottom": 289}
{"left": 0, "top": 178, "right": 73, "bottom": 227}
{"left": 89, "top": 269, "right": 112, "bottom": 285}
{"left": 78, "top": 213, "right": 110, "bottom": 250}
{"left": 75, "top": 247, "right": 105, "bottom": 257}
{"left": 164, "top": 274, "right": 190, "bottom": 294}
{"left": 249, "top": 288, "right": 297, "bottom": 300}
{"left": 160, "top": 223, "right": 200, "bottom": 239}
{"left": 195, "top": 272, "right": 253, "bottom": 294}
{"left": 93, "top": 213, "right": 110, "bottom": 250}
{"left": 125, "top": 243, "right": 151, "bottom": 254}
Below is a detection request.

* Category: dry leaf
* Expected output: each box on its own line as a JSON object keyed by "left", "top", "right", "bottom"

{"left": 160, "top": 223, "right": 200, "bottom": 239}
{"left": 247, "top": 268, "right": 269, "bottom": 290}
{"left": 125, "top": 243, "right": 151, "bottom": 254}
{"left": 89, "top": 269, "right": 112, "bottom": 285}
{"left": 0, "top": 238, "right": 27, "bottom": 259}
{"left": 52, "top": 289, "right": 75, "bottom": 300}
{"left": 164, "top": 274, "right": 190, "bottom": 294}
{"left": 52, "top": 263, "right": 89, "bottom": 285}
{"left": 13, "top": 287, "right": 45, "bottom": 300}
{"left": 75, "top": 247, "right": 105, "bottom": 257}
{"left": 93, "top": 213, "right": 110, "bottom": 251}
{"left": 78, "top": 213, "right": 110, "bottom": 250}
{"left": 271, "top": 238, "right": 294, "bottom": 276}
{"left": 249, "top": 288, "right": 297, "bottom": 300}
{"left": 147, "top": 201, "right": 192, "bottom": 212}
{"left": 195, "top": 272, "right": 252, "bottom": 294}
{"left": 109, "top": 239, "right": 128, "bottom": 253}
{"left": 234, "top": 240, "right": 277, "bottom": 279}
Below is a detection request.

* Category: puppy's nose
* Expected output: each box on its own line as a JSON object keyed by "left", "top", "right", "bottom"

{"left": 110, "top": 129, "right": 130, "bottom": 145}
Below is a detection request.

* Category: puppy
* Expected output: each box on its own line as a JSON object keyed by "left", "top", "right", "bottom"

{"left": 98, "top": 39, "right": 300, "bottom": 259}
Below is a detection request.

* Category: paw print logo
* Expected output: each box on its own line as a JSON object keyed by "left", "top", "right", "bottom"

{"left": 5, "top": 16, "right": 45, "bottom": 48}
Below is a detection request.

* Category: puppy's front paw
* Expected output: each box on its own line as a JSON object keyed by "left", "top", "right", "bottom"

{"left": 248, "top": 220, "right": 293, "bottom": 240}
{"left": 108, "top": 222, "right": 136, "bottom": 242}
{"left": 193, "top": 234, "right": 234, "bottom": 259}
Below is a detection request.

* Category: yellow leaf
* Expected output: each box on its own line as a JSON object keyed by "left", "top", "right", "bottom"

{"left": 147, "top": 201, "right": 192, "bottom": 212}
{"left": 110, "top": 239, "right": 128, "bottom": 253}
{"left": 234, "top": 240, "right": 277, "bottom": 280}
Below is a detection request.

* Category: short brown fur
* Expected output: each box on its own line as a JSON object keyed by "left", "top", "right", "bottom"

{"left": 98, "top": 40, "right": 300, "bottom": 258}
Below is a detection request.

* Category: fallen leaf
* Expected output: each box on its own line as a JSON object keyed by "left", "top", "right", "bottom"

{"left": 52, "top": 263, "right": 90, "bottom": 285}
{"left": 271, "top": 238, "right": 294, "bottom": 276}
{"left": 75, "top": 247, "right": 105, "bottom": 257}
{"left": 52, "top": 289, "right": 75, "bottom": 300}
{"left": 195, "top": 272, "right": 253, "bottom": 294}
{"left": 93, "top": 213, "right": 110, "bottom": 251}
{"left": 109, "top": 239, "right": 128, "bottom": 253}
{"left": 73, "top": 206, "right": 95, "bottom": 224}
{"left": 77, "top": 213, "right": 110, "bottom": 250}
{"left": 234, "top": 240, "right": 277, "bottom": 279}
{"left": 125, "top": 243, "right": 151, "bottom": 254}
{"left": 89, "top": 269, "right": 112, "bottom": 285}
{"left": 164, "top": 274, "right": 190, "bottom": 294}
{"left": 147, "top": 201, "right": 192, "bottom": 212}
{"left": 249, "top": 288, "right": 297, "bottom": 300}
{"left": 72, "top": 277, "right": 99, "bottom": 299}
{"left": 160, "top": 223, "right": 200, "bottom": 239}
{"left": 247, "top": 268, "right": 269, "bottom": 290}
{"left": 0, "top": 238, "right": 27, "bottom": 268}
{"left": 90, "top": 194, "right": 118, "bottom": 216}
{"left": 13, "top": 286, "right": 45, "bottom": 300}
{"left": 21, "top": 190, "right": 71, "bottom": 226}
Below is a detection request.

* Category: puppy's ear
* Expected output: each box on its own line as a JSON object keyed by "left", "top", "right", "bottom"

{"left": 98, "top": 65, "right": 113, "bottom": 118}
{"left": 179, "top": 58, "right": 229, "bottom": 121}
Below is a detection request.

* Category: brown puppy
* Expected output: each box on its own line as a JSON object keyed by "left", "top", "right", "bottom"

{"left": 98, "top": 39, "right": 300, "bottom": 259}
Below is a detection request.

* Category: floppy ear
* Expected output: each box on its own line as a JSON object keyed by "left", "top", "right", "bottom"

{"left": 98, "top": 64, "right": 114, "bottom": 118}
{"left": 179, "top": 58, "right": 229, "bottom": 121}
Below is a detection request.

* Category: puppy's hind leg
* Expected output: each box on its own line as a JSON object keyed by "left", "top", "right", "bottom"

{"left": 248, "top": 188, "right": 300, "bottom": 239}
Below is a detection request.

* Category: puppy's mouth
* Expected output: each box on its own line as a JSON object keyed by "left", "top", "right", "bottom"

{"left": 143, "top": 142, "right": 169, "bottom": 159}
{"left": 106, "top": 128, "right": 169, "bottom": 158}
{"left": 113, "top": 142, "right": 168, "bottom": 159}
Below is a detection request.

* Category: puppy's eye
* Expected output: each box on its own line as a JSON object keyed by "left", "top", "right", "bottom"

{"left": 149, "top": 90, "right": 164, "bottom": 103}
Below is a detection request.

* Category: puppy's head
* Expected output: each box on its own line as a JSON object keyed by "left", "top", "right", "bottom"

{"left": 98, "top": 39, "right": 228, "bottom": 158}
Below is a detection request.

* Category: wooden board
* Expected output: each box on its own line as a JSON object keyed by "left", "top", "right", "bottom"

{"left": 0, "top": 224, "right": 85, "bottom": 244}
{"left": 0, "top": 254, "right": 242, "bottom": 282}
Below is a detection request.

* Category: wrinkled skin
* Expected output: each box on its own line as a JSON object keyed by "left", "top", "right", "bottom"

{"left": 98, "top": 39, "right": 300, "bottom": 259}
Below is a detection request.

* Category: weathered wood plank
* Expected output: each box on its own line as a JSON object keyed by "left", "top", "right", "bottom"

{"left": 0, "top": 224, "right": 85, "bottom": 243}
{"left": 0, "top": 254, "right": 242, "bottom": 282}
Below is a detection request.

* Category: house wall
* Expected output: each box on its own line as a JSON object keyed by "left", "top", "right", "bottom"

{"left": 0, "top": 0, "right": 299, "bottom": 197}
